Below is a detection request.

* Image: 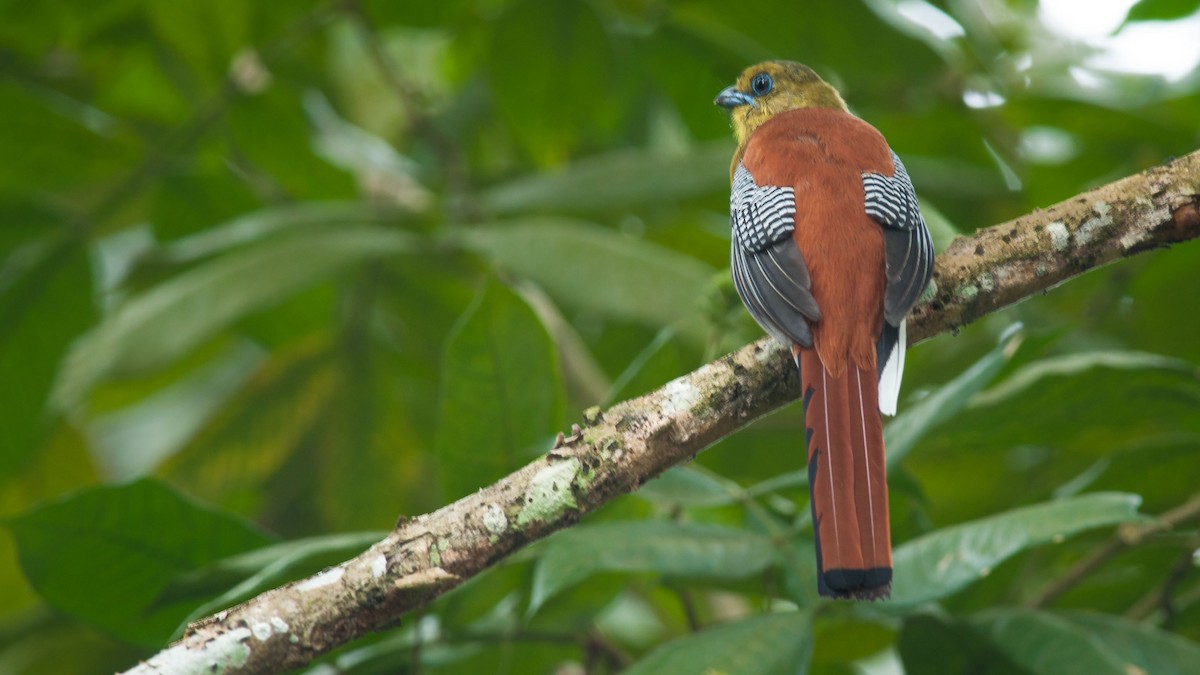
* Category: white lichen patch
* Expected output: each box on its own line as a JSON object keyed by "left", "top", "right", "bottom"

{"left": 250, "top": 621, "right": 274, "bottom": 641}
{"left": 1119, "top": 201, "right": 1170, "bottom": 251}
{"left": 1046, "top": 221, "right": 1069, "bottom": 250}
{"left": 270, "top": 617, "right": 289, "bottom": 634}
{"left": 517, "top": 458, "right": 581, "bottom": 527}
{"left": 296, "top": 566, "right": 344, "bottom": 591}
{"left": 754, "top": 342, "right": 782, "bottom": 363}
{"left": 126, "top": 627, "right": 253, "bottom": 674}
{"left": 1076, "top": 202, "right": 1113, "bottom": 245}
{"left": 976, "top": 272, "right": 996, "bottom": 293}
{"left": 659, "top": 377, "right": 700, "bottom": 416}
{"left": 482, "top": 503, "right": 508, "bottom": 540}
{"left": 370, "top": 554, "right": 388, "bottom": 578}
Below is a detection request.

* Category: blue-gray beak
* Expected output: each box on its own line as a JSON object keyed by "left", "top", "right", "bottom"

{"left": 714, "top": 86, "right": 755, "bottom": 109}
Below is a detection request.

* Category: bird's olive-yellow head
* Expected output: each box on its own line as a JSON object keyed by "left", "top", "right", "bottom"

{"left": 714, "top": 61, "right": 847, "bottom": 146}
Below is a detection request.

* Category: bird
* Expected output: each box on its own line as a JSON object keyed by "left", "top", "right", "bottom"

{"left": 715, "top": 61, "right": 933, "bottom": 600}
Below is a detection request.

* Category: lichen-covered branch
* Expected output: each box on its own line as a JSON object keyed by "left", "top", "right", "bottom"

{"left": 907, "top": 150, "right": 1200, "bottom": 341}
{"left": 123, "top": 150, "right": 1200, "bottom": 674}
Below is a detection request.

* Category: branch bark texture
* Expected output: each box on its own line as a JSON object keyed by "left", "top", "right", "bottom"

{"left": 126, "top": 150, "right": 1200, "bottom": 674}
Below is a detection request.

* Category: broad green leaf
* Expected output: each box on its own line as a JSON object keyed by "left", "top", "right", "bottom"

{"left": 1125, "top": 0, "right": 1200, "bottom": 22}
{"left": 147, "top": 201, "right": 395, "bottom": 265}
{"left": 899, "top": 612, "right": 1021, "bottom": 675}
{"left": 437, "top": 281, "right": 564, "bottom": 499}
{"left": 911, "top": 348, "right": 1200, "bottom": 523}
{"left": 0, "top": 237, "right": 95, "bottom": 481}
{"left": 158, "top": 338, "right": 337, "bottom": 509}
{"left": 885, "top": 323, "right": 1021, "bottom": 466}
{"left": 636, "top": 465, "right": 743, "bottom": 507}
{"left": 84, "top": 340, "right": 264, "bottom": 480}
{"left": 890, "top": 492, "right": 1144, "bottom": 606}
{"left": 228, "top": 82, "right": 358, "bottom": 200}
{"left": 53, "top": 226, "right": 420, "bottom": 409}
{"left": 971, "top": 350, "right": 1194, "bottom": 408}
{"left": 0, "top": 81, "right": 138, "bottom": 195}
{"left": 530, "top": 521, "right": 778, "bottom": 612}
{"left": 481, "top": 142, "right": 731, "bottom": 216}
{"left": 971, "top": 609, "right": 1129, "bottom": 675}
{"left": 4, "top": 479, "right": 272, "bottom": 646}
{"left": 1060, "top": 610, "right": 1200, "bottom": 675}
{"left": 624, "top": 611, "right": 812, "bottom": 675}
{"left": 463, "top": 218, "right": 714, "bottom": 332}
{"left": 146, "top": 0, "right": 250, "bottom": 88}
{"left": 0, "top": 621, "right": 134, "bottom": 675}
{"left": 486, "top": 0, "right": 624, "bottom": 165}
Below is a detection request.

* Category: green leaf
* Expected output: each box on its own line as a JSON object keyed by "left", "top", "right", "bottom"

{"left": 147, "top": 201, "right": 395, "bottom": 265}
{"left": 462, "top": 218, "right": 714, "bottom": 332}
{"left": 4, "top": 478, "right": 272, "bottom": 646}
{"left": 971, "top": 350, "right": 1195, "bottom": 408}
{"left": 84, "top": 340, "right": 264, "bottom": 480}
{"left": 530, "top": 521, "right": 778, "bottom": 612}
{"left": 636, "top": 465, "right": 743, "bottom": 507}
{"left": 1124, "top": 0, "right": 1200, "bottom": 22}
{"left": 971, "top": 608, "right": 1130, "bottom": 675}
{"left": 146, "top": 0, "right": 250, "bottom": 87}
{"left": 624, "top": 611, "right": 812, "bottom": 675}
{"left": 890, "top": 492, "right": 1144, "bottom": 606}
{"left": 0, "top": 236, "right": 95, "bottom": 480}
{"left": 899, "top": 613, "right": 1022, "bottom": 675}
{"left": 1059, "top": 610, "right": 1200, "bottom": 675}
{"left": 481, "top": 142, "right": 731, "bottom": 216}
{"left": 437, "top": 280, "right": 564, "bottom": 499}
{"left": 486, "top": 0, "right": 625, "bottom": 164}
{"left": 53, "top": 226, "right": 420, "bottom": 409}
{"left": 885, "top": 324, "right": 1021, "bottom": 466}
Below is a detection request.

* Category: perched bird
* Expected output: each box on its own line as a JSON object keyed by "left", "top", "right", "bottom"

{"left": 715, "top": 61, "right": 933, "bottom": 600}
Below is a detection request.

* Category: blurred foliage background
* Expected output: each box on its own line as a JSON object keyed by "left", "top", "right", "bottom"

{"left": 2, "top": 0, "right": 1200, "bottom": 673}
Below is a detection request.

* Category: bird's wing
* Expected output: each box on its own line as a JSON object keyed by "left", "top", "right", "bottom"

{"left": 862, "top": 151, "right": 934, "bottom": 325}
{"left": 730, "top": 162, "right": 821, "bottom": 347}
{"left": 862, "top": 150, "right": 934, "bottom": 414}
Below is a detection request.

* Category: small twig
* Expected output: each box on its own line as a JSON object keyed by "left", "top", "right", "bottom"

{"left": 674, "top": 586, "right": 702, "bottom": 632}
{"left": 1030, "top": 492, "right": 1200, "bottom": 608}
{"left": 586, "top": 629, "right": 634, "bottom": 670}
{"left": 1124, "top": 544, "right": 1198, "bottom": 625}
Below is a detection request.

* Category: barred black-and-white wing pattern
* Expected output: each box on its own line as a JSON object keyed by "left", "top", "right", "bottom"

{"left": 862, "top": 150, "right": 934, "bottom": 415}
{"left": 732, "top": 164, "right": 797, "bottom": 251}
{"left": 861, "top": 151, "right": 934, "bottom": 326}
{"left": 730, "top": 162, "right": 820, "bottom": 347}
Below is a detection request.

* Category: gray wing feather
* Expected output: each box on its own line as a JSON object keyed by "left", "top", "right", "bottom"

{"left": 729, "top": 163, "right": 820, "bottom": 347}
{"left": 862, "top": 151, "right": 934, "bottom": 325}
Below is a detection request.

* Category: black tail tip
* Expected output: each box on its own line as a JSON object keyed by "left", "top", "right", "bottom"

{"left": 819, "top": 567, "right": 893, "bottom": 601}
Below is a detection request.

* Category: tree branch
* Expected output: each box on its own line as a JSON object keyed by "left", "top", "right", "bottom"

{"left": 124, "top": 151, "right": 1200, "bottom": 674}
{"left": 1029, "top": 491, "right": 1200, "bottom": 608}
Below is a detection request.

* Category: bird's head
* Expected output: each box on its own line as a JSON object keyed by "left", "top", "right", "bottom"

{"left": 715, "top": 61, "right": 847, "bottom": 146}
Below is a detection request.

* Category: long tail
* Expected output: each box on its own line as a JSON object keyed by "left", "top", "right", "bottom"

{"left": 798, "top": 348, "right": 892, "bottom": 600}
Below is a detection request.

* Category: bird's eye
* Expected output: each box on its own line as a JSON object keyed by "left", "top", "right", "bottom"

{"left": 751, "top": 72, "right": 773, "bottom": 96}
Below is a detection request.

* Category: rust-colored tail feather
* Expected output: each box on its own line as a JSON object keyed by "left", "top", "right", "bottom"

{"left": 799, "top": 348, "right": 892, "bottom": 600}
